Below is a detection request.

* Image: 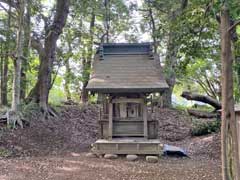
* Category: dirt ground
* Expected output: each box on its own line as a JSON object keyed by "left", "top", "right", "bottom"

{"left": 0, "top": 105, "right": 221, "bottom": 180}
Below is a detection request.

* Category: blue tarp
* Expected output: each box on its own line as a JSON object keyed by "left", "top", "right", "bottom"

{"left": 163, "top": 144, "right": 188, "bottom": 157}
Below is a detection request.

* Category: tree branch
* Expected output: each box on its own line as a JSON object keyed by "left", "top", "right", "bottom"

{"left": 181, "top": 91, "right": 221, "bottom": 110}
{"left": 0, "top": 0, "right": 17, "bottom": 8}
{"left": 228, "top": 19, "right": 240, "bottom": 32}
{"left": 0, "top": 2, "right": 16, "bottom": 19}
{"left": 31, "top": 37, "right": 44, "bottom": 57}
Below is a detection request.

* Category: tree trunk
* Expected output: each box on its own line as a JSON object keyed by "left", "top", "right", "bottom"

{"left": 1, "top": 55, "right": 8, "bottom": 106}
{"left": 80, "top": 10, "right": 95, "bottom": 103}
{"left": 221, "top": 5, "right": 240, "bottom": 180}
{"left": 104, "top": 0, "right": 110, "bottom": 43}
{"left": 0, "top": 43, "right": 3, "bottom": 105}
{"left": 162, "top": 86, "right": 173, "bottom": 108}
{"left": 12, "top": 0, "right": 25, "bottom": 111}
{"left": 162, "top": 22, "right": 178, "bottom": 108}
{"left": 147, "top": 1, "right": 157, "bottom": 53}
{"left": 20, "top": 0, "right": 31, "bottom": 100}
{"left": 27, "top": 0, "right": 70, "bottom": 113}
{"left": 81, "top": 58, "right": 91, "bottom": 103}
{"left": 0, "top": 3, "right": 12, "bottom": 106}
{"left": 162, "top": 0, "right": 188, "bottom": 107}
{"left": 63, "top": 37, "right": 74, "bottom": 101}
{"left": 181, "top": 91, "right": 221, "bottom": 110}
{"left": 81, "top": 83, "right": 88, "bottom": 103}
{"left": 64, "top": 57, "right": 71, "bottom": 101}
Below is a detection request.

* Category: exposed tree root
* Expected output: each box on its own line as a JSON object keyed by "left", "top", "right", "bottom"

{"left": 0, "top": 110, "right": 30, "bottom": 128}
{"left": 40, "top": 106, "right": 58, "bottom": 120}
{"left": 6, "top": 110, "right": 23, "bottom": 129}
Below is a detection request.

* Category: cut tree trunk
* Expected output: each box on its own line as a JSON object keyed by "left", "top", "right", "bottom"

{"left": 181, "top": 91, "right": 221, "bottom": 110}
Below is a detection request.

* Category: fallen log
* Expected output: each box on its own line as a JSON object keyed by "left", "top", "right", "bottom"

{"left": 187, "top": 109, "right": 220, "bottom": 119}
{"left": 181, "top": 91, "right": 221, "bottom": 110}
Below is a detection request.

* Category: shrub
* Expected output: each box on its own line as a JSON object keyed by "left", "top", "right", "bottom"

{"left": 191, "top": 119, "right": 220, "bottom": 136}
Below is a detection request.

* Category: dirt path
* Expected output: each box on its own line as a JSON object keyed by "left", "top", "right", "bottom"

{"left": 0, "top": 105, "right": 222, "bottom": 180}
{"left": 0, "top": 153, "right": 221, "bottom": 180}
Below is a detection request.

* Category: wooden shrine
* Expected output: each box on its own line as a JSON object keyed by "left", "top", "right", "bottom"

{"left": 86, "top": 43, "right": 169, "bottom": 155}
{"left": 235, "top": 105, "right": 240, "bottom": 164}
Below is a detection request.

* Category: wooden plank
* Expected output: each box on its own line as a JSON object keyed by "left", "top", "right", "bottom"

{"left": 104, "top": 52, "right": 149, "bottom": 55}
{"left": 95, "top": 138, "right": 162, "bottom": 143}
{"left": 143, "top": 102, "right": 148, "bottom": 139}
{"left": 108, "top": 102, "right": 113, "bottom": 140}
{"left": 113, "top": 121, "right": 144, "bottom": 136}
{"left": 237, "top": 112, "right": 240, "bottom": 164}
{"left": 100, "top": 118, "right": 158, "bottom": 122}
{"left": 113, "top": 118, "right": 143, "bottom": 122}
{"left": 99, "top": 120, "right": 158, "bottom": 139}
{"left": 92, "top": 138, "right": 163, "bottom": 155}
{"left": 113, "top": 134, "right": 144, "bottom": 137}
{"left": 119, "top": 103, "right": 127, "bottom": 118}
{"left": 112, "top": 98, "right": 144, "bottom": 104}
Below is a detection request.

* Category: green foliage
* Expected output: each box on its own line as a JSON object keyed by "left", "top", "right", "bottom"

{"left": 19, "top": 102, "right": 40, "bottom": 120}
{"left": 49, "top": 76, "right": 66, "bottom": 105}
{"left": 0, "top": 148, "right": 11, "bottom": 157}
{"left": 191, "top": 119, "right": 221, "bottom": 136}
{"left": 0, "top": 0, "right": 240, "bottom": 108}
{"left": 88, "top": 94, "right": 97, "bottom": 104}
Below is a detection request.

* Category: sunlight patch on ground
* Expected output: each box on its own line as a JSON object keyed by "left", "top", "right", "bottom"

{"left": 57, "top": 166, "right": 81, "bottom": 172}
{"left": 202, "top": 136, "right": 213, "bottom": 142}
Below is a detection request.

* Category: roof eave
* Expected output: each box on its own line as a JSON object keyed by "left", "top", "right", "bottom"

{"left": 86, "top": 87, "right": 169, "bottom": 93}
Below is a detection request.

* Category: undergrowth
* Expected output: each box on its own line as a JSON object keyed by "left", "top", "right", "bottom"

{"left": 191, "top": 118, "right": 221, "bottom": 136}
{"left": 0, "top": 147, "right": 11, "bottom": 157}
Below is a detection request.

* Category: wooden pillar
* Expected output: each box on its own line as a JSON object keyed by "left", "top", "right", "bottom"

{"left": 237, "top": 111, "right": 240, "bottom": 165}
{"left": 108, "top": 102, "right": 113, "bottom": 140}
{"left": 143, "top": 101, "right": 148, "bottom": 139}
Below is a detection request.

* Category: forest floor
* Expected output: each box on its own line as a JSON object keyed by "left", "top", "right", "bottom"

{"left": 0, "top": 104, "right": 221, "bottom": 180}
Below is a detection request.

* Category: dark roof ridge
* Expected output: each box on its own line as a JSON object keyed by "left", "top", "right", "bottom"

{"left": 101, "top": 42, "right": 152, "bottom": 46}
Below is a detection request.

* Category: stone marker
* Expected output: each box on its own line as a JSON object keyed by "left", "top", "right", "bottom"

{"left": 104, "top": 154, "right": 118, "bottom": 159}
{"left": 86, "top": 152, "right": 97, "bottom": 158}
{"left": 146, "top": 156, "right": 158, "bottom": 163}
{"left": 126, "top": 154, "right": 138, "bottom": 161}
